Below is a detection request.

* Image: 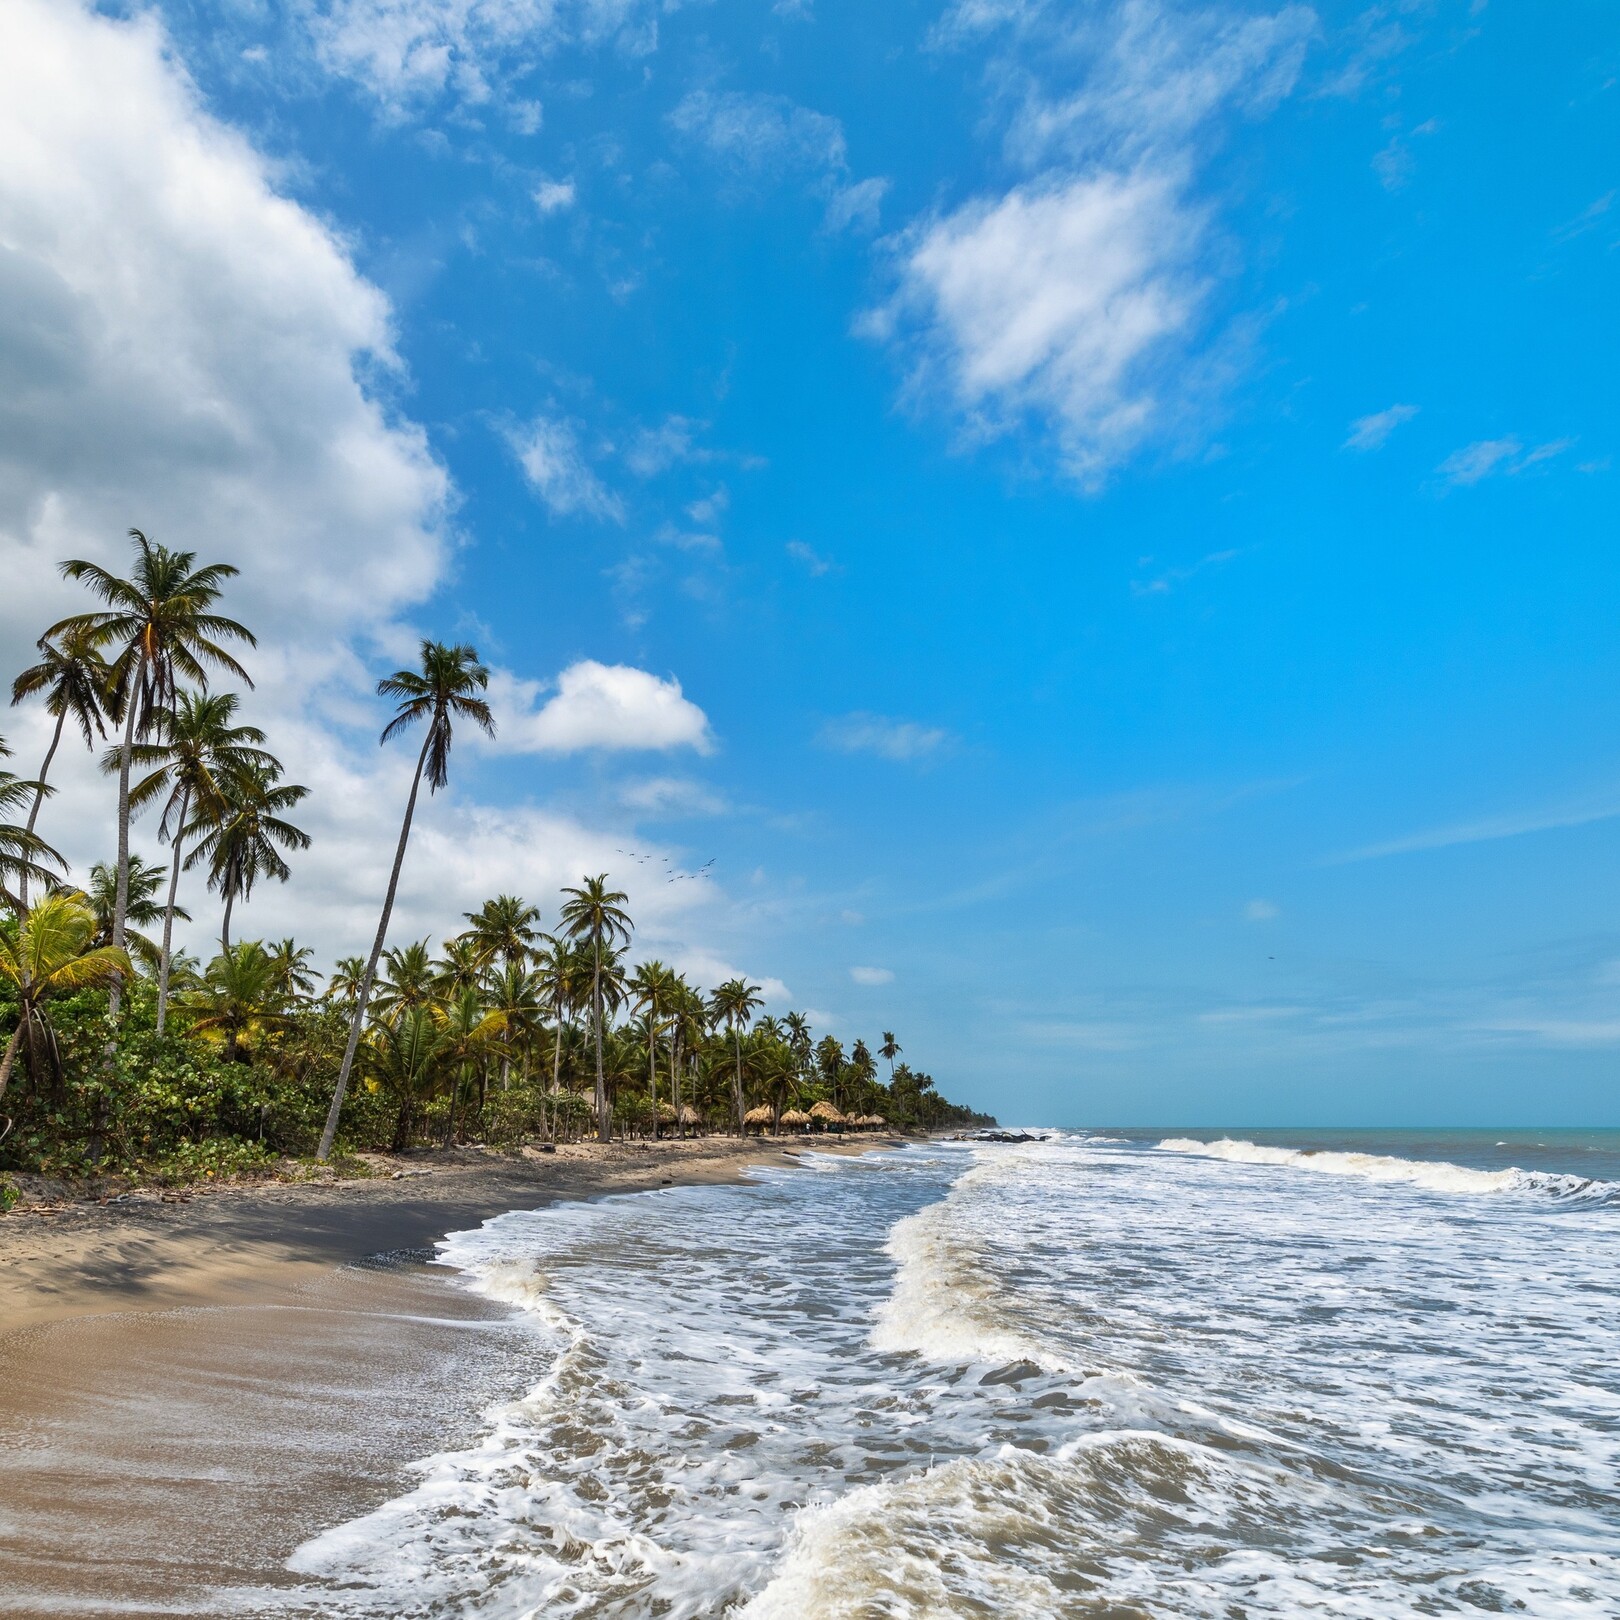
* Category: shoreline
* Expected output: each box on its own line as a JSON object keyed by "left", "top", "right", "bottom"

{"left": 0, "top": 1135, "right": 910, "bottom": 1619}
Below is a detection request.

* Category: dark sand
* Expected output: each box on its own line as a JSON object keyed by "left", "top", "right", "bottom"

{"left": 0, "top": 1137, "right": 895, "bottom": 1618}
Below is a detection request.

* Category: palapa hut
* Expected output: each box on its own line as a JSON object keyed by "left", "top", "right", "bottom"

{"left": 808, "top": 1100, "right": 848, "bottom": 1133}
{"left": 743, "top": 1105, "right": 774, "bottom": 1134}
{"left": 779, "top": 1108, "right": 811, "bottom": 1133}
{"left": 677, "top": 1103, "right": 705, "bottom": 1133}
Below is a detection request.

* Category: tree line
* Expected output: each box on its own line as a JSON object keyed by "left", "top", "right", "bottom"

{"left": 0, "top": 531, "right": 992, "bottom": 1182}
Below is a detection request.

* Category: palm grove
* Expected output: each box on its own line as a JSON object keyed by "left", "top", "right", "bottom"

{"left": 0, "top": 533, "right": 989, "bottom": 1182}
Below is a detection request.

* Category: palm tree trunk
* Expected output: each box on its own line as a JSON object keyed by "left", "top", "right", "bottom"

{"left": 548, "top": 1019, "right": 563, "bottom": 1143}
{"left": 317, "top": 733, "right": 431, "bottom": 1162}
{"left": 0, "top": 1019, "right": 25, "bottom": 1104}
{"left": 592, "top": 940, "right": 609, "bottom": 1143}
{"left": 155, "top": 786, "right": 189, "bottom": 1036}
{"left": 732, "top": 1029, "right": 745, "bottom": 1136}
{"left": 107, "top": 696, "right": 139, "bottom": 1023}
{"left": 648, "top": 1025, "right": 659, "bottom": 1141}
{"left": 19, "top": 710, "right": 66, "bottom": 910}
{"left": 671, "top": 1034, "right": 684, "bottom": 1139}
{"left": 220, "top": 885, "right": 235, "bottom": 957}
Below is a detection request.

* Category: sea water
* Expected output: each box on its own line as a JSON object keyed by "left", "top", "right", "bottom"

{"left": 260, "top": 1129, "right": 1620, "bottom": 1618}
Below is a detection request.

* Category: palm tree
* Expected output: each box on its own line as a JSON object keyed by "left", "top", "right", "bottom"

{"left": 485, "top": 958, "right": 542, "bottom": 1096}
{"left": 559, "top": 875, "right": 633, "bottom": 1143}
{"left": 370, "top": 940, "right": 436, "bottom": 1024}
{"left": 365, "top": 1005, "right": 447, "bottom": 1153}
{"left": 0, "top": 741, "right": 65, "bottom": 912}
{"left": 433, "top": 935, "right": 487, "bottom": 1000}
{"left": 267, "top": 939, "right": 321, "bottom": 1003}
{"left": 48, "top": 530, "right": 254, "bottom": 1023}
{"left": 178, "top": 942, "right": 288, "bottom": 1063}
{"left": 0, "top": 892, "right": 131, "bottom": 1104}
{"left": 184, "top": 762, "right": 310, "bottom": 952}
{"left": 710, "top": 977, "right": 763, "bottom": 1135}
{"left": 532, "top": 933, "right": 578, "bottom": 1131}
{"left": 317, "top": 641, "right": 494, "bottom": 1162}
{"left": 669, "top": 977, "right": 706, "bottom": 1138}
{"left": 120, "top": 691, "right": 271, "bottom": 1031}
{"left": 880, "top": 1030, "right": 901, "bottom": 1079}
{"left": 629, "top": 958, "right": 677, "bottom": 1139}
{"left": 9, "top": 628, "right": 108, "bottom": 905}
{"left": 436, "top": 986, "right": 503, "bottom": 1144}
{"left": 327, "top": 955, "right": 367, "bottom": 1009}
{"left": 463, "top": 894, "right": 542, "bottom": 970}
{"left": 86, "top": 856, "right": 185, "bottom": 970}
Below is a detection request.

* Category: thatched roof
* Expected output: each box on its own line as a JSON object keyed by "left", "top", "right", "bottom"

{"left": 677, "top": 1103, "right": 703, "bottom": 1124}
{"left": 743, "top": 1105, "right": 773, "bottom": 1125}
{"left": 779, "top": 1108, "right": 811, "bottom": 1126}
{"left": 866, "top": 1114, "right": 887, "bottom": 1127}
{"left": 809, "top": 1100, "right": 847, "bottom": 1123}
{"left": 657, "top": 1101, "right": 678, "bottom": 1120}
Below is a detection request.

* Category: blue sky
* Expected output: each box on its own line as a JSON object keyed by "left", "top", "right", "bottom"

{"left": 1, "top": 0, "right": 1616, "bottom": 1124}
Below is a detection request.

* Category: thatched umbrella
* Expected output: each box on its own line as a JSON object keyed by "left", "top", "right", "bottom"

{"left": 809, "top": 1100, "right": 847, "bottom": 1131}
{"left": 743, "top": 1104, "right": 773, "bottom": 1132}
{"left": 867, "top": 1113, "right": 888, "bottom": 1129}
{"left": 677, "top": 1103, "right": 703, "bottom": 1128}
{"left": 779, "top": 1108, "right": 811, "bottom": 1131}
{"left": 657, "top": 1101, "right": 678, "bottom": 1122}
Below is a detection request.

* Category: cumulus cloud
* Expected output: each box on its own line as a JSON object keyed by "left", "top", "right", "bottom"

{"left": 493, "top": 662, "right": 714, "bottom": 754}
{"left": 307, "top": 0, "right": 654, "bottom": 116}
{"left": 1344, "top": 403, "right": 1418, "bottom": 451}
{"left": 504, "top": 414, "right": 623, "bottom": 519}
{"left": 819, "top": 712, "right": 950, "bottom": 762}
{"left": 0, "top": 1, "right": 724, "bottom": 971}
{"left": 875, "top": 0, "right": 1316, "bottom": 485}
{"left": 618, "top": 776, "right": 728, "bottom": 817}
{"left": 849, "top": 965, "right": 895, "bottom": 985}
{"left": 533, "top": 176, "right": 576, "bottom": 214}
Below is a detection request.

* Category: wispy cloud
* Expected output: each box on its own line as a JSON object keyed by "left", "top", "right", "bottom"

{"left": 504, "top": 414, "right": 623, "bottom": 520}
{"left": 1344, "top": 402, "right": 1418, "bottom": 451}
{"left": 786, "top": 539, "right": 837, "bottom": 576}
{"left": 1329, "top": 793, "right": 1620, "bottom": 864}
{"left": 1437, "top": 435, "right": 1573, "bottom": 487}
{"left": 819, "top": 711, "right": 951, "bottom": 762}
{"left": 533, "top": 177, "right": 576, "bottom": 215}
{"left": 849, "top": 965, "right": 894, "bottom": 985}
{"left": 1131, "top": 546, "right": 1241, "bottom": 596}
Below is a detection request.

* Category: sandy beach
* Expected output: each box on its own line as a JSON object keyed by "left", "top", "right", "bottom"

{"left": 0, "top": 1138, "right": 897, "bottom": 1619}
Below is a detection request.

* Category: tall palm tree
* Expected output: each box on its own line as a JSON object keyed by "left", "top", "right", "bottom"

{"left": 433, "top": 934, "right": 487, "bottom": 1000}
{"left": 184, "top": 761, "right": 310, "bottom": 952}
{"left": 485, "top": 958, "right": 542, "bottom": 1094}
{"left": 0, "top": 892, "right": 131, "bottom": 1104}
{"left": 0, "top": 741, "right": 64, "bottom": 912}
{"left": 532, "top": 933, "right": 579, "bottom": 1127}
{"left": 317, "top": 641, "right": 494, "bottom": 1162}
{"left": 86, "top": 855, "right": 185, "bottom": 970}
{"left": 48, "top": 530, "right": 254, "bottom": 1023}
{"left": 880, "top": 1030, "right": 901, "bottom": 1079}
{"left": 436, "top": 985, "right": 503, "bottom": 1145}
{"left": 178, "top": 941, "right": 288, "bottom": 1063}
{"left": 365, "top": 1005, "right": 447, "bottom": 1153}
{"left": 669, "top": 978, "right": 706, "bottom": 1138}
{"left": 119, "top": 691, "right": 271, "bottom": 1031}
{"left": 267, "top": 939, "right": 321, "bottom": 1003}
{"left": 463, "top": 894, "right": 542, "bottom": 970}
{"left": 559, "top": 875, "right": 633, "bottom": 1143}
{"left": 710, "top": 977, "right": 763, "bottom": 1135}
{"left": 370, "top": 940, "right": 437, "bottom": 1024}
{"left": 629, "top": 958, "right": 676, "bottom": 1139}
{"left": 9, "top": 628, "right": 108, "bottom": 906}
{"left": 327, "top": 955, "right": 367, "bottom": 1009}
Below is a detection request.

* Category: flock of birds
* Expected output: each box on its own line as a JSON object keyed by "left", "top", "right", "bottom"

{"left": 616, "top": 849, "right": 717, "bottom": 884}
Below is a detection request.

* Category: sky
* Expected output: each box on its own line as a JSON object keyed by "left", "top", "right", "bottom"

{"left": 0, "top": 0, "right": 1616, "bottom": 1127}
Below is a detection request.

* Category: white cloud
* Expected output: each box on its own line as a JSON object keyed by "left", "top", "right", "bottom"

{"left": 1344, "top": 402, "right": 1418, "bottom": 451}
{"left": 504, "top": 414, "right": 623, "bottom": 519}
{"left": 533, "top": 177, "right": 576, "bottom": 214}
{"left": 307, "top": 0, "right": 653, "bottom": 116}
{"left": 1329, "top": 792, "right": 1620, "bottom": 864}
{"left": 1437, "top": 436, "right": 1573, "bottom": 487}
{"left": 872, "top": 170, "right": 1205, "bottom": 485}
{"left": 819, "top": 712, "right": 950, "bottom": 762}
{"left": 849, "top": 965, "right": 894, "bottom": 986}
{"left": 786, "top": 539, "right": 835, "bottom": 576}
{"left": 493, "top": 661, "right": 714, "bottom": 754}
{"left": 0, "top": 1, "right": 736, "bottom": 977}
{"left": 877, "top": 1, "right": 1315, "bottom": 485}
{"left": 625, "top": 415, "right": 707, "bottom": 478}
{"left": 1245, "top": 898, "right": 1279, "bottom": 921}
{"left": 618, "top": 776, "right": 728, "bottom": 817}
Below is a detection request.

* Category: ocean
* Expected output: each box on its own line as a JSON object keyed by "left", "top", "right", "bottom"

{"left": 255, "top": 1128, "right": 1620, "bottom": 1618}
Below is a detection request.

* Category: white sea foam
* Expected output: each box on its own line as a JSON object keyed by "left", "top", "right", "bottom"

{"left": 1157, "top": 1135, "right": 1620, "bottom": 1202}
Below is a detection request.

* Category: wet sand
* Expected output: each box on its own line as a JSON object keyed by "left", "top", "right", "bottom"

{"left": 0, "top": 1137, "right": 896, "bottom": 1618}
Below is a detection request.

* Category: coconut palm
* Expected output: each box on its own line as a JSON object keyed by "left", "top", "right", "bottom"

{"left": 709, "top": 977, "right": 763, "bottom": 1135}
{"left": 463, "top": 894, "right": 542, "bottom": 970}
{"left": 485, "top": 958, "right": 542, "bottom": 1095}
{"left": 184, "top": 762, "right": 310, "bottom": 952}
{"left": 86, "top": 856, "right": 185, "bottom": 970}
{"left": 0, "top": 740, "right": 65, "bottom": 913}
{"left": 371, "top": 940, "right": 436, "bottom": 1024}
{"left": 629, "top": 958, "right": 677, "bottom": 1138}
{"left": 533, "top": 934, "right": 580, "bottom": 1129}
{"left": 0, "top": 892, "right": 131, "bottom": 1104}
{"left": 267, "top": 939, "right": 321, "bottom": 1003}
{"left": 9, "top": 627, "right": 108, "bottom": 905}
{"left": 119, "top": 691, "right": 272, "bottom": 1031}
{"left": 48, "top": 531, "right": 254, "bottom": 1022}
{"left": 327, "top": 955, "right": 367, "bottom": 1008}
{"left": 559, "top": 875, "right": 633, "bottom": 1143}
{"left": 177, "top": 942, "right": 288, "bottom": 1063}
{"left": 668, "top": 977, "right": 706, "bottom": 1138}
{"left": 317, "top": 641, "right": 493, "bottom": 1163}
{"left": 365, "top": 1005, "right": 447, "bottom": 1153}
{"left": 436, "top": 985, "right": 504, "bottom": 1144}
{"left": 433, "top": 935, "right": 487, "bottom": 1000}
{"left": 879, "top": 1030, "right": 901, "bottom": 1078}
